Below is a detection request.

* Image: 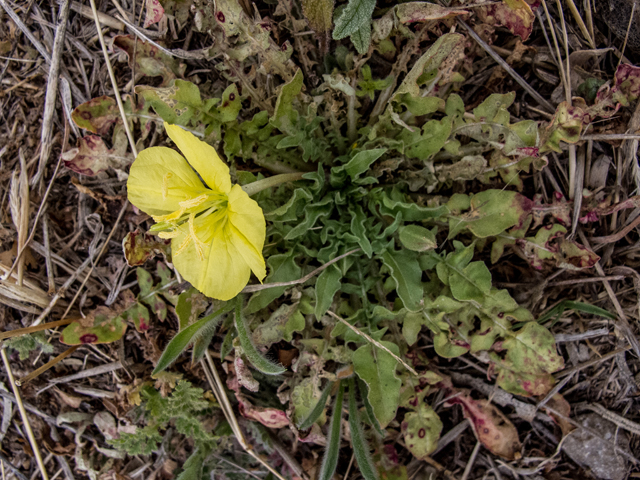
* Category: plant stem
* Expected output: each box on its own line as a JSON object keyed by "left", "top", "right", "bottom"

{"left": 241, "top": 172, "right": 305, "bottom": 197}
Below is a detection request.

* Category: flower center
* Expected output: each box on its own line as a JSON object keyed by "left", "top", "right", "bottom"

{"left": 149, "top": 189, "right": 228, "bottom": 260}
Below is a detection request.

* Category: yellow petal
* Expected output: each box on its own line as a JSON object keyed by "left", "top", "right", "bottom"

{"left": 127, "top": 146, "right": 205, "bottom": 217}
{"left": 171, "top": 222, "right": 251, "bottom": 301}
{"left": 227, "top": 185, "right": 266, "bottom": 280}
{"left": 164, "top": 123, "right": 232, "bottom": 194}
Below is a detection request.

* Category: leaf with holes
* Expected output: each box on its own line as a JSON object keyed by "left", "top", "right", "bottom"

{"left": 114, "top": 36, "right": 185, "bottom": 86}
{"left": 492, "top": 321, "right": 564, "bottom": 396}
{"left": 71, "top": 96, "right": 120, "bottom": 135}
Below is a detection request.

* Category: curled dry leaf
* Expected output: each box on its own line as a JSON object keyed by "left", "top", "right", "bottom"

{"left": 449, "top": 395, "right": 521, "bottom": 459}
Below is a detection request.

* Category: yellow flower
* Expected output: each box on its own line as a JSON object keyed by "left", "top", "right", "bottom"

{"left": 127, "top": 123, "right": 266, "bottom": 301}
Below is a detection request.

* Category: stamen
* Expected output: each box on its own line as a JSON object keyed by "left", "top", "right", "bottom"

{"left": 158, "top": 230, "right": 179, "bottom": 239}
{"left": 179, "top": 194, "right": 209, "bottom": 209}
{"left": 153, "top": 208, "right": 185, "bottom": 223}
{"left": 161, "top": 173, "right": 173, "bottom": 200}
{"left": 188, "top": 213, "right": 206, "bottom": 261}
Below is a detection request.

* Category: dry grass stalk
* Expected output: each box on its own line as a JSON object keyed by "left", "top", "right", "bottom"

{"left": 9, "top": 151, "right": 29, "bottom": 287}
{"left": 0, "top": 347, "right": 49, "bottom": 480}
{"left": 16, "top": 345, "right": 80, "bottom": 386}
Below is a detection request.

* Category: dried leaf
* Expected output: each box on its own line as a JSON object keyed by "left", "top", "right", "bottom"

{"left": 122, "top": 229, "right": 172, "bottom": 267}
{"left": 144, "top": 0, "right": 165, "bottom": 28}
{"left": 65, "top": 136, "right": 129, "bottom": 177}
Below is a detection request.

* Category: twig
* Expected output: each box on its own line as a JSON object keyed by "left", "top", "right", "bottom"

{"left": 0, "top": 348, "right": 49, "bottom": 480}
{"left": 555, "top": 346, "right": 631, "bottom": 378}
{"left": 461, "top": 441, "right": 481, "bottom": 480}
{"left": 32, "top": 0, "right": 71, "bottom": 187}
{"left": 617, "top": 1, "right": 637, "bottom": 68}
{"left": 16, "top": 345, "right": 80, "bottom": 386}
{"left": 582, "top": 403, "right": 640, "bottom": 436}
{"left": 87, "top": 0, "right": 137, "bottom": 156}
{"left": 554, "top": 328, "right": 610, "bottom": 343}
{"left": 578, "top": 231, "right": 640, "bottom": 358}
{"left": 457, "top": 18, "right": 555, "bottom": 113}
{"left": 0, "top": 451, "right": 28, "bottom": 480}
{"left": 0, "top": 318, "right": 74, "bottom": 341}
{"left": 44, "top": 361, "right": 123, "bottom": 386}
{"left": 326, "top": 310, "right": 418, "bottom": 375}
{"left": 68, "top": 1, "right": 124, "bottom": 30}
{"left": 591, "top": 215, "right": 640, "bottom": 244}
{"left": 242, "top": 248, "right": 361, "bottom": 293}
{"left": 57, "top": 200, "right": 129, "bottom": 322}
{"left": 201, "top": 352, "right": 287, "bottom": 480}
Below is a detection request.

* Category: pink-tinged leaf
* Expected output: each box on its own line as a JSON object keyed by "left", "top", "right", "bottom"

{"left": 94, "top": 412, "right": 119, "bottom": 441}
{"left": 395, "top": 2, "right": 469, "bottom": 23}
{"left": 580, "top": 194, "right": 640, "bottom": 221}
{"left": 237, "top": 393, "right": 290, "bottom": 428}
{"left": 519, "top": 224, "right": 566, "bottom": 270}
{"left": 113, "top": 35, "right": 186, "bottom": 87}
{"left": 540, "top": 102, "right": 585, "bottom": 153}
{"left": 121, "top": 302, "right": 151, "bottom": 333}
{"left": 614, "top": 63, "right": 640, "bottom": 104}
{"left": 71, "top": 96, "right": 120, "bottom": 134}
{"left": 447, "top": 394, "right": 521, "bottom": 459}
{"left": 531, "top": 192, "right": 572, "bottom": 228}
{"left": 61, "top": 135, "right": 129, "bottom": 176}
{"left": 122, "top": 229, "right": 172, "bottom": 267}
{"left": 144, "top": 0, "right": 165, "bottom": 28}
{"left": 556, "top": 238, "right": 600, "bottom": 270}
{"left": 478, "top": 0, "right": 534, "bottom": 41}
{"left": 297, "top": 423, "right": 326, "bottom": 444}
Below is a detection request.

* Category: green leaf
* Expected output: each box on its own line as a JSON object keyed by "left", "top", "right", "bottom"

{"left": 400, "top": 117, "right": 453, "bottom": 160}
{"left": 332, "top": 148, "right": 387, "bottom": 180}
{"left": 399, "top": 225, "right": 437, "bottom": 252}
{"left": 333, "top": 0, "right": 376, "bottom": 40}
{"left": 351, "top": 21, "right": 371, "bottom": 55}
{"left": 136, "top": 80, "right": 202, "bottom": 125}
{"left": 318, "top": 381, "right": 344, "bottom": 480}
{"left": 536, "top": 300, "right": 616, "bottom": 325}
{"left": 353, "top": 342, "right": 402, "bottom": 429}
{"left": 401, "top": 403, "right": 443, "bottom": 460}
{"left": 448, "top": 189, "right": 533, "bottom": 239}
{"left": 315, "top": 264, "right": 343, "bottom": 319}
{"left": 391, "top": 33, "right": 465, "bottom": 100}
{"left": 271, "top": 69, "right": 304, "bottom": 135}
{"left": 448, "top": 261, "right": 492, "bottom": 303}
{"left": 246, "top": 252, "right": 302, "bottom": 314}
{"left": 114, "top": 35, "right": 185, "bottom": 87}
{"left": 235, "top": 299, "right": 286, "bottom": 376}
{"left": 297, "top": 381, "right": 334, "bottom": 429}
{"left": 252, "top": 303, "right": 300, "bottom": 348}
{"left": 176, "top": 449, "right": 204, "bottom": 480}
{"left": 381, "top": 249, "right": 424, "bottom": 311}
{"left": 153, "top": 305, "right": 230, "bottom": 374}
{"left": 348, "top": 378, "right": 379, "bottom": 480}
{"left": 358, "top": 378, "right": 384, "bottom": 436}
{"left": 175, "top": 287, "right": 208, "bottom": 330}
